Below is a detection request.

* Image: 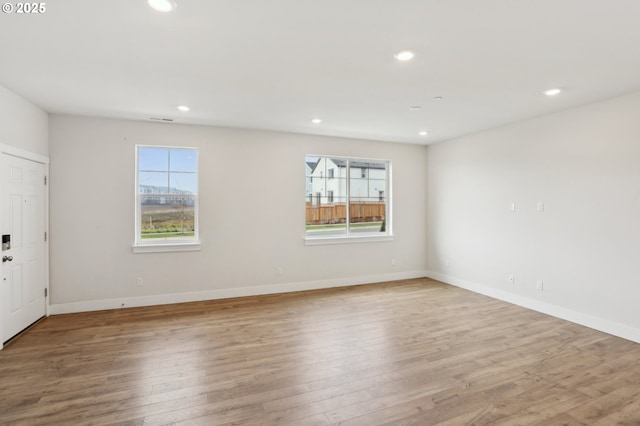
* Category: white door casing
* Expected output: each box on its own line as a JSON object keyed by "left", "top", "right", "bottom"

{"left": 1, "top": 151, "right": 48, "bottom": 346}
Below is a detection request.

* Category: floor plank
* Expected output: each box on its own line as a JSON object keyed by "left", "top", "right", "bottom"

{"left": 1, "top": 278, "right": 640, "bottom": 425}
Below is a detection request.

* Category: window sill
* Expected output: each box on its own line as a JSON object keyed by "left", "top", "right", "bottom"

{"left": 304, "top": 234, "right": 394, "bottom": 246}
{"left": 132, "top": 241, "right": 201, "bottom": 253}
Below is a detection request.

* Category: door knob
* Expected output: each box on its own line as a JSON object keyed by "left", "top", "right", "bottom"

{"left": 2, "top": 256, "right": 13, "bottom": 262}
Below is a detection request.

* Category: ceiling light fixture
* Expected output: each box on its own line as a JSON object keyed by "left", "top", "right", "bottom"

{"left": 311, "top": 118, "right": 322, "bottom": 124}
{"left": 148, "top": 0, "right": 177, "bottom": 12}
{"left": 544, "top": 88, "right": 562, "bottom": 97}
{"left": 433, "top": 96, "right": 444, "bottom": 101}
{"left": 177, "top": 105, "right": 190, "bottom": 112}
{"left": 419, "top": 131, "right": 428, "bottom": 136}
{"left": 393, "top": 50, "right": 415, "bottom": 61}
{"left": 409, "top": 106, "right": 422, "bottom": 112}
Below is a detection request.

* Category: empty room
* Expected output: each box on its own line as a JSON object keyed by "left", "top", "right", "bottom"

{"left": 1, "top": 1, "right": 640, "bottom": 424}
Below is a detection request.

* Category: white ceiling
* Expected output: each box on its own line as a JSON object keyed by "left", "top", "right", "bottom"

{"left": 1, "top": 0, "right": 640, "bottom": 144}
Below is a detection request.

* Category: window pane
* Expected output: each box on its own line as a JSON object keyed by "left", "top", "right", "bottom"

{"left": 140, "top": 195, "right": 195, "bottom": 239}
{"left": 350, "top": 160, "right": 386, "bottom": 234}
{"left": 169, "top": 172, "right": 197, "bottom": 193}
{"left": 139, "top": 147, "right": 169, "bottom": 171}
{"left": 305, "top": 156, "right": 318, "bottom": 203}
{"left": 306, "top": 157, "right": 347, "bottom": 237}
{"left": 170, "top": 149, "right": 198, "bottom": 172}
{"left": 139, "top": 171, "right": 168, "bottom": 192}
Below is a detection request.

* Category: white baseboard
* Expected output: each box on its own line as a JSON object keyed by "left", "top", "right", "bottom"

{"left": 49, "top": 270, "right": 429, "bottom": 315}
{"left": 49, "top": 269, "right": 640, "bottom": 344}
{"left": 425, "top": 270, "right": 640, "bottom": 344}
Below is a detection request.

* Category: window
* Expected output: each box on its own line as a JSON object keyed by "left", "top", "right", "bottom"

{"left": 134, "top": 145, "right": 199, "bottom": 252}
{"left": 305, "top": 155, "right": 391, "bottom": 243}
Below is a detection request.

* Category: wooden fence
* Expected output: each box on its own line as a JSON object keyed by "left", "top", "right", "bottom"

{"left": 306, "top": 202, "right": 385, "bottom": 225}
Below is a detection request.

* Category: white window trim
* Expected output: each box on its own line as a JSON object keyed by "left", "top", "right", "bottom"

{"left": 304, "top": 234, "right": 394, "bottom": 246}
{"left": 305, "top": 154, "right": 392, "bottom": 244}
{"left": 132, "top": 241, "right": 201, "bottom": 253}
{"left": 132, "top": 145, "right": 200, "bottom": 253}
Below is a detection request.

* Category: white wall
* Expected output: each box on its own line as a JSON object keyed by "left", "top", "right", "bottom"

{"left": 49, "top": 115, "right": 428, "bottom": 311}
{"left": 426, "top": 91, "right": 640, "bottom": 342}
{"left": 0, "top": 86, "right": 48, "bottom": 156}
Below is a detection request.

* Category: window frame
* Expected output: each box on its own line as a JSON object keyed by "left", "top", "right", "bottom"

{"left": 132, "top": 145, "right": 201, "bottom": 253}
{"left": 304, "top": 154, "right": 393, "bottom": 245}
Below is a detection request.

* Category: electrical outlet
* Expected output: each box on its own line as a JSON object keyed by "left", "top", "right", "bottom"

{"left": 508, "top": 274, "right": 514, "bottom": 284}
{"left": 136, "top": 277, "right": 144, "bottom": 286}
{"left": 391, "top": 258, "right": 397, "bottom": 266}
{"left": 536, "top": 280, "right": 544, "bottom": 291}
{"left": 276, "top": 266, "right": 283, "bottom": 276}
{"left": 537, "top": 202, "right": 544, "bottom": 212}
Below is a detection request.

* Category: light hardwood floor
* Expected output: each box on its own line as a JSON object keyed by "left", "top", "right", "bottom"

{"left": 1, "top": 278, "right": 640, "bottom": 425}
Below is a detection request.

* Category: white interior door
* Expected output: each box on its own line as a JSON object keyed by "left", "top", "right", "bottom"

{"left": 1, "top": 153, "right": 47, "bottom": 343}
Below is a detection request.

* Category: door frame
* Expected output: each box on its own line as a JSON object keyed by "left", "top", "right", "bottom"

{"left": 0, "top": 143, "right": 49, "bottom": 350}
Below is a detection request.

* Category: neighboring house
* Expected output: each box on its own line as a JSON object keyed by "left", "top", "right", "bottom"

{"left": 307, "top": 157, "right": 385, "bottom": 205}
{"left": 139, "top": 184, "right": 194, "bottom": 205}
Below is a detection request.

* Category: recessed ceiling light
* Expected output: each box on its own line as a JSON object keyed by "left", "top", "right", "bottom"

{"left": 544, "top": 88, "right": 562, "bottom": 97}
{"left": 433, "top": 96, "right": 444, "bottom": 101}
{"left": 311, "top": 118, "right": 322, "bottom": 124}
{"left": 419, "top": 131, "right": 428, "bottom": 136}
{"left": 409, "top": 106, "right": 422, "bottom": 112}
{"left": 148, "top": 0, "right": 177, "bottom": 12}
{"left": 393, "top": 50, "right": 415, "bottom": 61}
{"left": 177, "top": 105, "right": 190, "bottom": 112}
